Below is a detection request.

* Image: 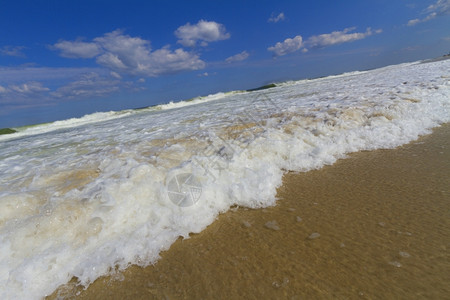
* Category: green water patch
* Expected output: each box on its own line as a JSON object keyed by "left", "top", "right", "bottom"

{"left": 15, "top": 122, "right": 52, "bottom": 132}
{"left": 0, "top": 128, "right": 17, "bottom": 135}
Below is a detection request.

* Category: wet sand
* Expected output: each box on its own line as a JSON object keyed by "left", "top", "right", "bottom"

{"left": 51, "top": 123, "right": 450, "bottom": 299}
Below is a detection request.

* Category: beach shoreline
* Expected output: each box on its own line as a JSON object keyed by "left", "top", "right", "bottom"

{"left": 49, "top": 123, "right": 450, "bottom": 299}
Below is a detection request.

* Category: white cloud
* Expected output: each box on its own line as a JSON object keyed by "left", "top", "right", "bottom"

{"left": 268, "top": 12, "right": 285, "bottom": 23}
{"left": 150, "top": 47, "right": 206, "bottom": 74}
{"left": 52, "top": 40, "right": 101, "bottom": 58}
{"left": 93, "top": 30, "right": 151, "bottom": 71}
{"left": 0, "top": 71, "right": 143, "bottom": 108}
{"left": 110, "top": 71, "right": 122, "bottom": 79}
{"left": 0, "top": 46, "right": 26, "bottom": 57}
{"left": 53, "top": 30, "right": 205, "bottom": 77}
{"left": 0, "top": 81, "right": 50, "bottom": 106}
{"left": 407, "top": 18, "right": 421, "bottom": 26}
{"left": 426, "top": 0, "right": 450, "bottom": 15}
{"left": 0, "top": 71, "right": 136, "bottom": 107}
{"left": 305, "top": 27, "right": 380, "bottom": 48}
{"left": 407, "top": 0, "right": 450, "bottom": 26}
{"left": 9, "top": 82, "right": 49, "bottom": 93}
{"left": 268, "top": 35, "right": 303, "bottom": 57}
{"left": 0, "top": 67, "right": 114, "bottom": 107}
{"left": 225, "top": 51, "right": 249, "bottom": 63}
{"left": 268, "top": 27, "right": 381, "bottom": 57}
{"left": 197, "top": 72, "right": 217, "bottom": 77}
{"left": 175, "top": 20, "right": 230, "bottom": 47}
{"left": 407, "top": 13, "right": 437, "bottom": 26}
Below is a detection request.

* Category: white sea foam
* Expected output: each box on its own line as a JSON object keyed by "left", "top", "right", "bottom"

{"left": 1, "top": 91, "right": 241, "bottom": 142}
{"left": 158, "top": 91, "right": 243, "bottom": 111}
{"left": 1, "top": 111, "right": 132, "bottom": 142}
{"left": 0, "top": 60, "right": 449, "bottom": 299}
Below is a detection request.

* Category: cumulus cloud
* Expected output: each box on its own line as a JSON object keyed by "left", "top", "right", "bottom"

{"left": 0, "top": 46, "right": 26, "bottom": 57}
{"left": 175, "top": 20, "right": 230, "bottom": 47}
{"left": 305, "top": 27, "right": 381, "bottom": 48}
{"left": 225, "top": 51, "right": 249, "bottom": 63}
{"left": 268, "top": 35, "right": 303, "bottom": 57}
{"left": 145, "top": 47, "right": 205, "bottom": 75}
{"left": 0, "top": 85, "right": 7, "bottom": 93}
{"left": 268, "top": 12, "right": 285, "bottom": 23}
{"left": 407, "top": 0, "right": 450, "bottom": 26}
{"left": 268, "top": 27, "right": 382, "bottom": 57}
{"left": 52, "top": 30, "right": 205, "bottom": 77}
{"left": 92, "top": 30, "right": 152, "bottom": 73}
{"left": 52, "top": 40, "right": 101, "bottom": 58}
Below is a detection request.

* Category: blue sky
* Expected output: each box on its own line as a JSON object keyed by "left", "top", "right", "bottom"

{"left": 0, "top": 0, "right": 449, "bottom": 128}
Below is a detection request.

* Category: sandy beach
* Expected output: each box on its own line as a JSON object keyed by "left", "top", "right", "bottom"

{"left": 49, "top": 123, "right": 450, "bottom": 299}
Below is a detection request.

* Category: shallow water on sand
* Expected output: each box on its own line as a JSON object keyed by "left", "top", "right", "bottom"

{"left": 51, "top": 124, "right": 449, "bottom": 299}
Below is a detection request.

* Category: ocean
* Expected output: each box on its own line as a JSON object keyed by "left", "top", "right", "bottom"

{"left": 0, "top": 59, "right": 449, "bottom": 299}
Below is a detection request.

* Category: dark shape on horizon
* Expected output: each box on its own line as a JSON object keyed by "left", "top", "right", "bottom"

{"left": 0, "top": 128, "right": 16, "bottom": 135}
{"left": 246, "top": 83, "right": 277, "bottom": 92}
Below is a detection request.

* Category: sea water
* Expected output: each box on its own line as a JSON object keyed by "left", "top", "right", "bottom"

{"left": 0, "top": 60, "right": 449, "bottom": 299}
